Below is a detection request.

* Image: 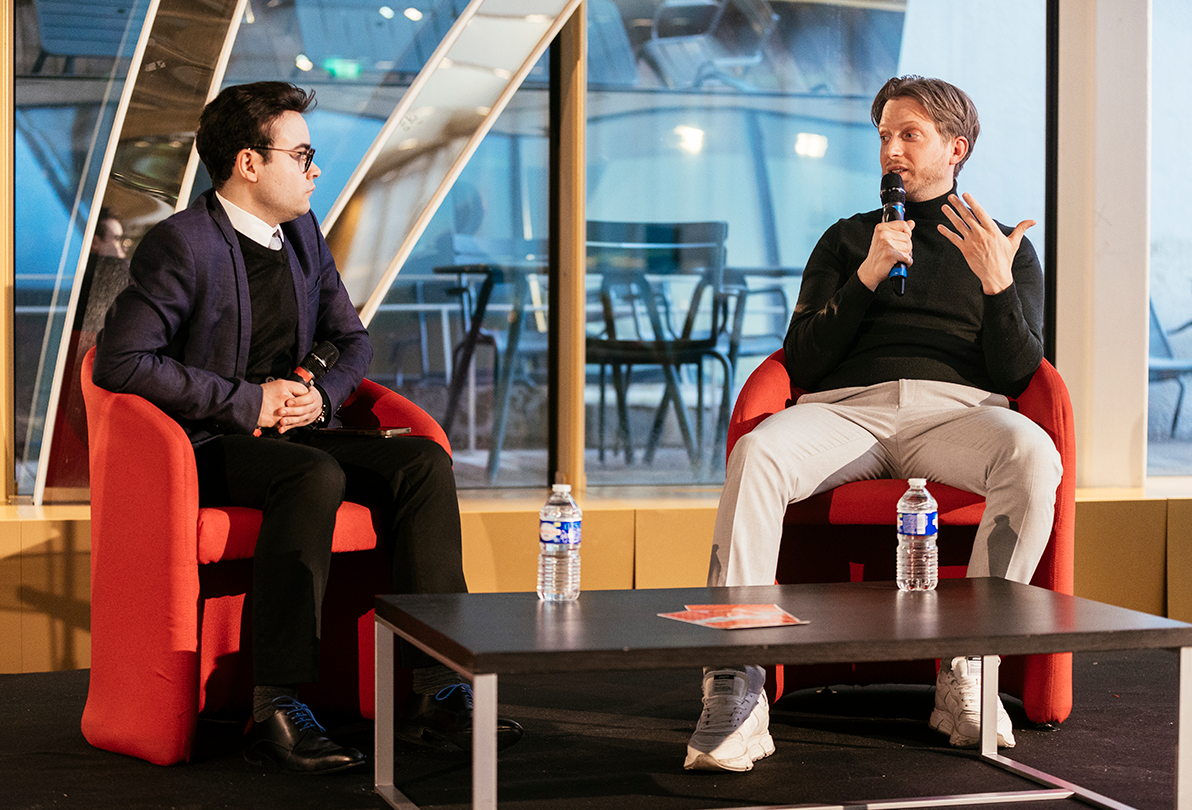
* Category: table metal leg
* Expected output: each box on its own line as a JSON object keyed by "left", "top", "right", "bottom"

{"left": 472, "top": 673, "right": 498, "bottom": 810}
{"left": 1179, "top": 646, "right": 1192, "bottom": 808}
{"left": 977, "top": 652, "right": 1136, "bottom": 810}
{"left": 980, "top": 654, "right": 999, "bottom": 756}
{"left": 375, "top": 618, "right": 418, "bottom": 810}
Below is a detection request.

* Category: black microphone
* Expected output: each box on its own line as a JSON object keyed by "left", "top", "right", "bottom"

{"left": 880, "top": 171, "right": 907, "bottom": 296}
{"left": 287, "top": 341, "right": 340, "bottom": 387}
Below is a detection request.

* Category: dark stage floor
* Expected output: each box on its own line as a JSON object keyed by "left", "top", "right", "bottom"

{"left": 1, "top": 649, "right": 1181, "bottom": 809}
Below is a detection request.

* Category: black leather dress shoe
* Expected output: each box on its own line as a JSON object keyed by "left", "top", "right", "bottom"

{"left": 244, "top": 696, "right": 366, "bottom": 774}
{"left": 398, "top": 683, "right": 524, "bottom": 751}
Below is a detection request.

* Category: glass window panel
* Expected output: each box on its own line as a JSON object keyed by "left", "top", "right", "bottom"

{"left": 1148, "top": 0, "right": 1192, "bottom": 474}
{"left": 371, "top": 122, "right": 552, "bottom": 488}
{"left": 217, "top": 0, "right": 556, "bottom": 488}
{"left": 586, "top": 0, "right": 1046, "bottom": 487}
{"left": 13, "top": 0, "right": 150, "bottom": 495}
{"left": 13, "top": 0, "right": 1048, "bottom": 496}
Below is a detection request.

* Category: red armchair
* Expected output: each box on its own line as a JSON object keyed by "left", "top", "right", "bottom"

{"left": 79, "top": 347, "right": 450, "bottom": 765}
{"left": 728, "top": 350, "right": 1076, "bottom": 725}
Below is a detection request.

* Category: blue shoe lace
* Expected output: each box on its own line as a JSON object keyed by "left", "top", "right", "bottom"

{"left": 274, "top": 697, "right": 326, "bottom": 733}
{"left": 434, "top": 683, "right": 474, "bottom": 709}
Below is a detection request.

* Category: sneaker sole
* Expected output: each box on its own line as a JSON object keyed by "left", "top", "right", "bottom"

{"left": 684, "top": 732, "right": 775, "bottom": 772}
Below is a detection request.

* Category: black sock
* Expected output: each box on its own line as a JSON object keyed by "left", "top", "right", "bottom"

{"left": 253, "top": 685, "right": 298, "bottom": 723}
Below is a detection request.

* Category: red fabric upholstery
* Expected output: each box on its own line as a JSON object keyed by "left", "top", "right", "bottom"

{"left": 728, "top": 350, "right": 1076, "bottom": 725}
{"left": 79, "top": 347, "right": 448, "bottom": 764}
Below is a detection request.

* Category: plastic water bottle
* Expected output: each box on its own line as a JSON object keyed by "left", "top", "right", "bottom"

{"left": 896, "top": 478, "right": 938, "bottom": 591}
{"left": 538, "top": 483, "right": 581, "bottom": 601}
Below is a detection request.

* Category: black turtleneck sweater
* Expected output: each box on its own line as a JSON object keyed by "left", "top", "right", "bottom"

{"left": 783, "top": 186, "right": 1044, "bottom": 398}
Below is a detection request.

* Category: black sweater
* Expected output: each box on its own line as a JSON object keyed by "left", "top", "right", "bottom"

{"left": 783, "top": 187, "right": 1044, "bottom": 398}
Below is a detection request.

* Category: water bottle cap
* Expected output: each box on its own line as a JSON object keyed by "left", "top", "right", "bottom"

{"left": 552, "top": 483, "right": 571, "bottom": 493}
{"left": 908, "top": 478, "right": 927, "bottom": 486}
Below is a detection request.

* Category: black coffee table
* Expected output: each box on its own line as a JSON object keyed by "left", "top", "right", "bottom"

{"left": 374, "top": 578, "right": 1192, "bottom": 809}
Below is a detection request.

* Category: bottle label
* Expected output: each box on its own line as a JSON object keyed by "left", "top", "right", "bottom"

{"left": 898, "top": 511, "right": 937, "bottom": 536}
{"left": 540, "top": 519, "right": 581, "bottom": 545}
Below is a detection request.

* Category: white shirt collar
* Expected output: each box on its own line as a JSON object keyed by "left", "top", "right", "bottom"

{"left": 215, "top": 191, "right": 283, "bottom": 250}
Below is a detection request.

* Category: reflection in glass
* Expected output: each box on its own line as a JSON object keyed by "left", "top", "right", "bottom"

{"left": 583, "top": 0, "right": 902, "bottom": 486}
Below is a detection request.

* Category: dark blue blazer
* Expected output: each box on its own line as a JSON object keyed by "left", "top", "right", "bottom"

{"left": 93, "top": 190, "right": 373, "bottom": 446}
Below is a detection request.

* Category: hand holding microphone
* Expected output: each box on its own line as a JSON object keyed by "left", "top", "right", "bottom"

{"left": 880, "top": 171, "right": 908, "bottom": 296}
{"left": 257, "top": 342, "right": 340, "bottom": 435}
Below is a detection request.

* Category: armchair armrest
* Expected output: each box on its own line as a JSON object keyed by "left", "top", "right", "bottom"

{"left": 1010, "top": 359, "right": 1076, "bottom": 595}
{"left": 339, "top": 378, "right": 451, "bottom": 457}
{"left": 726, "top": 349, "right": 795, "bottom": 458}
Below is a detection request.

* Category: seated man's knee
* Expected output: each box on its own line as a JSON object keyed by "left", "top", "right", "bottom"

{"left": 1005, "top": 419, "right": 1063, "bottom": 488}
{"left": 728, "top": 431, "right": 776, "bottom": 468}
{"left": 389, "top": 438, "right": 456, "bottom": 493}
{"left": 292, "top": 453, "right": 347, "bottom": 505}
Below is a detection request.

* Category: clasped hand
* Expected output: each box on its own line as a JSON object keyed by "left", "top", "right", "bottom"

{"left": 259, "top": 378, "right": 321, "bottom": 433}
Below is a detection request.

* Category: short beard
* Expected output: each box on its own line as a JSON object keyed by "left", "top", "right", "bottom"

{"left": 905, "top": 167, "right": 955, "bottom": 202}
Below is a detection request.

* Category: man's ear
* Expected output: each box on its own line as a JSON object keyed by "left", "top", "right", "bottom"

{"left": 233, "top": 148, "right": 260, "bottom": 184}
{"left": 950, "top": 136, "right": 969, "bottom": 168}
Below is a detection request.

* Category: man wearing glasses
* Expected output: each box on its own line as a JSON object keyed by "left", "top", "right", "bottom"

{"left": 93, "top": 82, "right": 520, "bottom": 774}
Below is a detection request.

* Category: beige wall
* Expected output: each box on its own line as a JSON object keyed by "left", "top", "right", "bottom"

{"left": 0, "top": 506, "right": 92, "bottom": 674}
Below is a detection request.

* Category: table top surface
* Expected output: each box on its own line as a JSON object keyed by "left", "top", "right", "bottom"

{"left": 375, "top": 579, "right": 1192, "bottom": 676}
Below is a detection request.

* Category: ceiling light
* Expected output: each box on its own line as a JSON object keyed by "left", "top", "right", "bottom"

{"left": 674, "top": 125, "right": 705, "bottom": 155}
{"left": 795, "top": 132, "right": 828, "bottom": 159}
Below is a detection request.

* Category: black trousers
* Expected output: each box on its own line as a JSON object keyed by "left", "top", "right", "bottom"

{"left": 194, "top": 430, "right": 467, "bottom": 685}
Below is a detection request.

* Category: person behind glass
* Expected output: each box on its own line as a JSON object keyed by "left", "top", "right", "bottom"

{"left": 91, "top": 207, "right": 127, "bottom": 259}
{"left": 92, "top": 81, "right": 521, "bottom": 774}
{"left": 684, "top": 75, "right": 1064, "bottom": 773}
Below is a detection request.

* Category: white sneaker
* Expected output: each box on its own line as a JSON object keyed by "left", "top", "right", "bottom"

{"left": 929, "top": 656, "right": 1015, "bottom": 748}
{"left": 684, "top": 666, "right": 775, "bottom": 772}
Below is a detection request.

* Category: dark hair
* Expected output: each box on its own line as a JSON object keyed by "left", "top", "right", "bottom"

{"left": 195, "top": 82, "right": 316, "bottom": 188}
{"left": 96, "top": 206, "right": 119, "bottom": 233}
{"left": 871, "top": 75, "right": 980, "bottom": 177}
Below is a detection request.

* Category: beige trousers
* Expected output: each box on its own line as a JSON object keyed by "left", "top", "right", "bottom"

{"left": 708, "top": 379, "right": 1063, "bottom": 588}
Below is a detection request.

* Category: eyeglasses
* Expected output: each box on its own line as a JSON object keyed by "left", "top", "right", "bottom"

{"left": 250, "top": 145, "right": 316, "bottom": 173}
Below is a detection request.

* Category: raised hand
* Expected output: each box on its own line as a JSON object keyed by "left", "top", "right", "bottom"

{"left": 939, "top": 192, "right": 1034, "bottom": 295}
